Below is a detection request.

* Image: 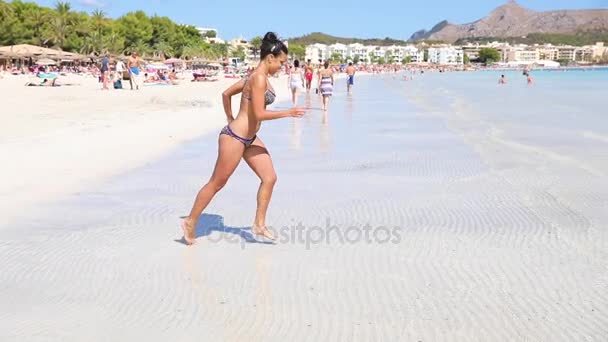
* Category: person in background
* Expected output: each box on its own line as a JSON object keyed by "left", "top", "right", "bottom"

{"left": 100, "top": 53, "right": 110, "bottom": 90}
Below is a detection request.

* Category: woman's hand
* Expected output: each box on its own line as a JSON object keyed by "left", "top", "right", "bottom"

{"left": 289, "top": 107, "right": 305, "bottom": 118}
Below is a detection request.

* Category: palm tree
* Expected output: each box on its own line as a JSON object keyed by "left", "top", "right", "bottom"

{"left": 250, "top": 36, "right": 262, "bottom": 60}
{"left": 91, "top": 9, "right": 106, "bottom": 36}
{"left": 126, "top": 40, "right": 151, "bottom": 58}
{"left": 153, "top": 41, "right": 174, "bottom": 59}
{"left": 30, "top": 8, "right": 49, "bottom": 46}
{"left": 180, "top": 44, "right": 199, "bottom": 60}
{"left": 104, "top": 31, "right": 123, "bottom": 55}
{"left": 80, "top": 30, "right": 104, "bottom": 55}
{"left": 50, "top": 1, "right": 72, "bottom": 49}
{"left": 0, "top": 0, "right": 13, "bottom": 19}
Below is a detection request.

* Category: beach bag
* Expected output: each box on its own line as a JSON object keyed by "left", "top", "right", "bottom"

{"left": 113, "top": 79, "right": 123, "bottom": 89}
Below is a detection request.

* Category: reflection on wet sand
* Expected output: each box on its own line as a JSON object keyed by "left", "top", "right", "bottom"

{"left": 320, "top": 111, "right": 331, "bottom": 152}
{"left": 289, "top": 119, "right": 302, "bottom": 151}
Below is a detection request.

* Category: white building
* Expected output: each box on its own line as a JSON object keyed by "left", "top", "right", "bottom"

{"left": 305, "top": 43, "right": 328, "bottom": 63}
{"left": 428, "top": 46, "right": 464, "bottom": 65}
{"left": 507, "top": 49, "right": 540, "bottom": 63}
{"left": 327, "top": 43, "right": 348, "bottom": 62}
{"left": 228, "top": 38, "right": 254, "bottom": 62}
{"left": 367, "top": 46, "right": 385, "bottom": 62}
{"left": 346, "top": 43, "right": 368, "bottom": 63}
{"left": 401, "top": 45, "right": 424, "bottom": 63}
{"left": 557, "top": 46, "right": 576, "bottom": 61}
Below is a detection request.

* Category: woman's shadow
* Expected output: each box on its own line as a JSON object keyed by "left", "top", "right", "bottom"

{"left": 174, "top": 213, "right": 274, "bottom": 246}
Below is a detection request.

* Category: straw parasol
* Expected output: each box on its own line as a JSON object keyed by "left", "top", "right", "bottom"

{"left": 146, "top": 62, "right": 170, "bottom": 70}
{"left": 36, "top": 58, "right": 57, "bottom": 66}
{"left": 164, "top": 58, "right": 183, "bottom": 64}
{"left": 0, "top": 44, "right": 85, "bottom": 61}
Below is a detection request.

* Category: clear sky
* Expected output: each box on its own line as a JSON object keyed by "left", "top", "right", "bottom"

{"left": 26, "top": 0, "right": 608, "bottom": 40}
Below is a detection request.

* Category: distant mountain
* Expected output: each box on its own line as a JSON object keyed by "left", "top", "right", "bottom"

{"left": 409, "top": 0, "right": 608, "bottom": 43}
{"left": 289, "top": 32, "right": 409, "bottom": 46}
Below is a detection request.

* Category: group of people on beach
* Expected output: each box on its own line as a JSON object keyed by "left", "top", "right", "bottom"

{"left": 97, "top": 51, "right": 150, "bottom": 90}
{"left": 286, "top": 59, "right": 357, "bottom": 111}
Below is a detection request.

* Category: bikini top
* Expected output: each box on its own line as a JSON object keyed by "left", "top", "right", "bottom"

{"left": 242, "top": 75, "right": 276, "bottom": 106}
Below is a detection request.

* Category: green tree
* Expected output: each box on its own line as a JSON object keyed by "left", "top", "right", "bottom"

{"left": 478, "top": 48, "right": 500, "bottom": 64}
{"left": 154, "top": 40, "right": 174, "bottom": 59}
{"left": 402, "top": 56, "right": 412, "bottom": 64}
{"left": 377, "top": 57, "right": 386, "bottom": 65}
{"left": 368, "top": 51, "right": 377, "bottom": 64}
{"left": 116, "top": 11, "right": 153, "bottom": 54}
{"left": 463, "top": 53, "right": 470, "bottom": 64}
{"left": 91, "top": 9, "right": 107, "bottom": 35}
{"left": 423, "top": 49, "right": 429, "bottom": 62}
{"left": 353, "top": 55, "right": 360, "bottom": 64}
{"left": 203, "top": 30, "right": 216, "bottom": 38}
{"left": 50, "top": 1, "right": 72, "bottom": 49}
{"left": 289, "top": 43, "right": 305, "bottom": 60}
{"left": 234, "top": 46, "right": 247, "bottom": 62}
{"left": 330, "top": 52, "right": 342, "bottom": 63}
{"left": 250, "top": 36, "right": 262, "bottom": 59}
{"left": 0, "top": 0, "right": 13, "bottom": 18}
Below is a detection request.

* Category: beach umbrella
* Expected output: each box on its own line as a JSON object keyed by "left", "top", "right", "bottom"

{"left": 164, "top": 58, "right": 182, "bottom": 64}
{"left": 36, "top": 58, "right": 57, "bottom": 65}
{"left": 145, "top": 63, "right": 169, "bottom": 70}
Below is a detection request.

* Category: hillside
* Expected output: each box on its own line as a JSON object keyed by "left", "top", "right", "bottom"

{"left": 410, "top": 1, "right": 608, "bottom": 43}
{"left": 288, "top": 32, "right": 411, "bottom": 46}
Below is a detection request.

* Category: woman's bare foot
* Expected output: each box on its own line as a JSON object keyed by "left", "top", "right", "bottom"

{"left": 252, "top": 224, "right": 276, "bottom": 241}
{"left": 181, "top": 218, "right": 196, "bottom": 245}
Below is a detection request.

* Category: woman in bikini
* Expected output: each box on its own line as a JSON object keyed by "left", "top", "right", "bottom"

{"left": 181, "top": 32, "right": 305, "bottom": 244}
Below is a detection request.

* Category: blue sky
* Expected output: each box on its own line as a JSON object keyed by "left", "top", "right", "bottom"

{"left": 27, "top": 0, "right": 608, "bottom": 40}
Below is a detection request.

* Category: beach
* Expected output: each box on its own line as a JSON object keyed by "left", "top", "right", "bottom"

{"left": 1, "top": 70, "right": 608, "bottom": 341}
{"left": 0, "top": 73, "right": 287, "bottom": 224}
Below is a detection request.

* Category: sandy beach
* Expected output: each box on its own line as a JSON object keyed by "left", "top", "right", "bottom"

{"left": 0, "top": 73, "right": 296, "bottom": 224}
{"left": 1, "top": 70, "right": 607, "bottom": 341}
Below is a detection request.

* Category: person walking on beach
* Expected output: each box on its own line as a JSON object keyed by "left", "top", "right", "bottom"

{"left": 127, "top": 51, "right": 142, "bottom": 90}
{"left": 498, "top": 74, "right": 507, "bottom": 84}
{"left": 181, "top": 32, "right": 305, "bottom": 245}
{"left": 115, "top": 59, "right": 125, "bottom": 82}
{"left": 100, "top": 53, "right": 110, "bottom": 90}
{"left": 318, "top": 60, "right": 334, "bottom": 111}
{"left": 288, "top": 59, "right": 305, "bottom": 106}
{"left": 346, "top": 62, "right": 356, "bottom": 93}
{"left": 304, "top": 59, "right": 314, "bottom": 91}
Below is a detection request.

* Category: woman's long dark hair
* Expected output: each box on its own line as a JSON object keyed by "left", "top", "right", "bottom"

{"left": 260, "top": 32, "right": 288, "bottom": 59}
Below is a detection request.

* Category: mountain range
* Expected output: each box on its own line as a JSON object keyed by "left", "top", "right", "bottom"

{"left": 409, "top": 0, "right": 608, "bottom": 42}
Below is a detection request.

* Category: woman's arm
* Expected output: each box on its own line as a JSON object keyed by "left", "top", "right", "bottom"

{"left": 317, "top": 70, "right": 321, "bottom": 89}
{"left": 249, "top": 73, "right": 304, "bottom": 121}
{"left": 221, "top": 78, "right": 246, "bottom": 122}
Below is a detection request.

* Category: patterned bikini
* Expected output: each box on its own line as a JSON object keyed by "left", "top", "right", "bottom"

{"left": 220, "top": 76, "right": 276, "bottom": 147}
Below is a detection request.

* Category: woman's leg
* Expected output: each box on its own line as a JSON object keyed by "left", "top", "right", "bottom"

{"left": 243, "top": 138, "right": 277, "bottom": 240}
{"left": 291, "top": 87, "right": 297, "bottom": 106}
{"left": 182, "top": 135, "right": 245, "bottom": 244}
